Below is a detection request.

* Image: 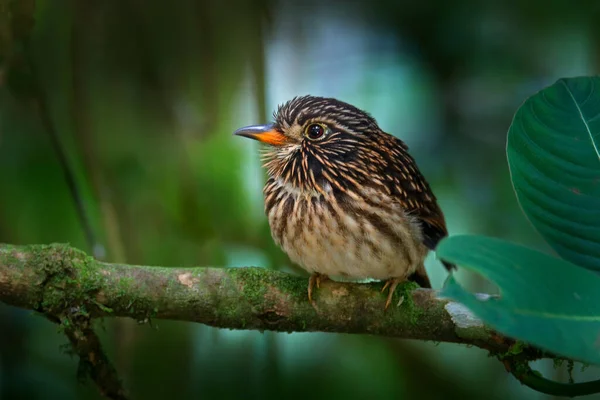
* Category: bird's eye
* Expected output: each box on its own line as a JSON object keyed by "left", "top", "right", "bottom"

{"left": 306, "top": 124, "right": 326, "bottom": 140}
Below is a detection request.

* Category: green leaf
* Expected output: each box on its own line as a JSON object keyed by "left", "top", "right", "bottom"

{"left": 507, "top": 76, "right": 600, "bottom": 271}
{"left": 437, "top": 234, "right": 600, "bottom": 365}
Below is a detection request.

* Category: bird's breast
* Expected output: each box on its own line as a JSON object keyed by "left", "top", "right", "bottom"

{"left": 263, "top": 178, "right": 429, "bottom": 280}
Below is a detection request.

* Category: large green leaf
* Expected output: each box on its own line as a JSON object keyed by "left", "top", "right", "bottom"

{"left": 437, "top": 234, "right": 600, "bottom": 365}
{"left": 507, "top": 76, "right": 600, "bottom": 271}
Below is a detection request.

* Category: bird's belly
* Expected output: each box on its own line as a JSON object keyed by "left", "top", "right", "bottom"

{"left": 267, "top": 194, "right": 427, "bottom": 281}
{"left": 283, "top": 229, "right": 411, "bottom": 280}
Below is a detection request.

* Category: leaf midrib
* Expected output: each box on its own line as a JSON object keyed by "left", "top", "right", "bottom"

{"left": 561, "top": 79, "right": 600, "bottom": 163}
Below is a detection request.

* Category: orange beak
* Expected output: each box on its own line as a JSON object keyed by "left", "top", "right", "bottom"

{"left": 233, "top": 124, "right": 287, "bottom": 146}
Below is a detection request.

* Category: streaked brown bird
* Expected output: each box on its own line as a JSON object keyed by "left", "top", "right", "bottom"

{"left": 234, "top": 95, "right": 454, "bottom": 309}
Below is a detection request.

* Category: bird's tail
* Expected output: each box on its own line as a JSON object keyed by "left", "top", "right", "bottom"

{"left": 409, "top": 260, "right": 456, "bottom": 289}
{"left": 442, "top": 260, "right": 456, "bottom": 271}
{"left": 408, "top": 264, "right": 432, "bottom": 289}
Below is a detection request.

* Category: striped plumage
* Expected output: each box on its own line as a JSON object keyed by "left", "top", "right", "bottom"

{"left": 234, "top": 95, "right": 453, "bottom": 309}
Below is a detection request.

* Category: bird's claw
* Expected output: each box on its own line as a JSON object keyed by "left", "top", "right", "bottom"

{"left": 308, "top": 273, "right": 329, "bottom": 304}
{"left": 382, "top": 278, "right": 402, "bottom": 311}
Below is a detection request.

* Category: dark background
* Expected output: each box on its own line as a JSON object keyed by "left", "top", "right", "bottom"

{"left": 1, "top": 0, "right": 599, "bottom": 399}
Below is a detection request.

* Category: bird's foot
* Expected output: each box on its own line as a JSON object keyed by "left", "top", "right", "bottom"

{"left": 381, "top": 277, "right": 403, "bottom": 310}
{"left": 308, "top": 273, "right": 329, "bottom": 304}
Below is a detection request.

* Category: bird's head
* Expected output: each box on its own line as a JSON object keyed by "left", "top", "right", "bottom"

{"left": 234, "top": 95, "right": 390, "bottom": 193}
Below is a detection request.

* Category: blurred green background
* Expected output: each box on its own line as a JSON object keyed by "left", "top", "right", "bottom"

{"left": 1, "top": 0, "right": 600, "bottom": 399}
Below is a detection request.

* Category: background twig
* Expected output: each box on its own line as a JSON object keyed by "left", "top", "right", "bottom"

{"left": 59, "top": 315, "right": 128, "bottom": 400}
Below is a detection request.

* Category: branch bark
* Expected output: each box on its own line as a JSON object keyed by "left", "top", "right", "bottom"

{"left": 0, "top": 243, "right": 545, "bottom": 398}
{"left": 0, "top": 243, "right": 501, "bottom": 345}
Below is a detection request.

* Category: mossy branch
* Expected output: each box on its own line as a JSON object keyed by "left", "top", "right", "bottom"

{"left": 1, "top": 243, "right": 596, "bottom": 398}
{"left": 0, "top": 243, "right": 499, "bottom": 345}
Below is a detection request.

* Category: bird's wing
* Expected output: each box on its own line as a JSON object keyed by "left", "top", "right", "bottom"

{"left": 378, "top": 134, "right": 455, "bottom": 271}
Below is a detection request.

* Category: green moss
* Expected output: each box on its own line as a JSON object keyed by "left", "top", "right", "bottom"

{"left": 229, "top": 267, "right": 269, "bottom": 304}
{"left": 394, "top": 281, "right": 421, "bottom": 324}
{"left": 507, "top": 340, "right": 526, "bottom": 356}
{"left": 208, "top": 267, "right": 264, "bottom": 325}
{"left": 216, "top": 267, "right": 308, "bottom": 329}
{"left": 22, "top": 243, "right": 107, "bottom": 320}
{"left": 494, "top": 340, "right": 528, "bottom": 361}
{"left": 273, "top": 272, "right": 307, "bottom": 299}
{"left": 116, "top": 276, "right": 136, "bottom": 297}
{"left": 375, "top": 281, "right": 426, "bottom": 335}
{"left": 227, "top": 267, "right": 306, "bottom": 303}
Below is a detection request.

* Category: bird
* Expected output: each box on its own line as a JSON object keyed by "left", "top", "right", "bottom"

{"left": 234, "top": 95, "right": 454, "bottom": 309}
